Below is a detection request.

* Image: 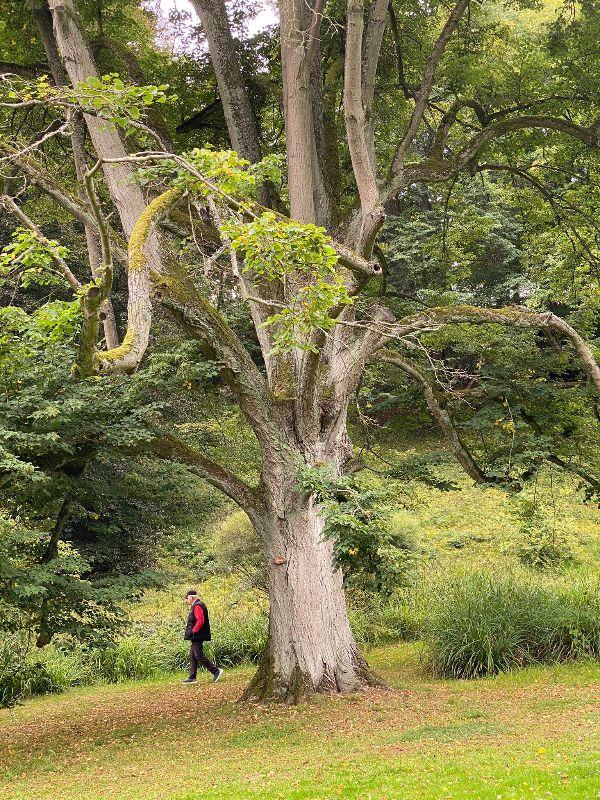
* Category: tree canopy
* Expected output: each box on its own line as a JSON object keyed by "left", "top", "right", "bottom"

{"left": 0, "top": 0, "right": 598, "bottom": 700}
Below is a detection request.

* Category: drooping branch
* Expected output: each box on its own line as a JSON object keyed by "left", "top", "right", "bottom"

{"left": 390, "top": 306, "right": 600, "bottom": 392}
{"left": 476, "top": 161, "right": 600, "bottom": 230}
{"left": 546, "top": 455, "right": 600, "bottom": 499}
{"left": 518, "top": 409, "right": 600, "bottom": 498}
{"left": 454, "top": 115, "right": 598, "bottom": 170}
{"left": 379, "top": 351, "right": 495, "bottom": 484}
{"left": 150, "top": 434, "right": 264, "bottom": 522}
{"left": 390, "top": 0, "right": 470, "bottom": 172}
{"left": 384, "top": 114, "right": 599, "bottom": 202}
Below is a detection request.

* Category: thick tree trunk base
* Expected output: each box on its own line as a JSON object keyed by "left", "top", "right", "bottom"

{"left": 242, "top": 643, "right": 386, "bottom": 704}
{"left": 240, "top": 495, "right": 389, "bottom": 703}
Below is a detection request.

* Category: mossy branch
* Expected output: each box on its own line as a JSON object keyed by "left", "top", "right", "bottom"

{"left": 96, "top": 187, "right": 183, "bottom": 373}
{"left": 75, "top": 167, "right": 115, "bottom": 376}
{"left": 392, "top": 306, "right": 600, "bottom": 393}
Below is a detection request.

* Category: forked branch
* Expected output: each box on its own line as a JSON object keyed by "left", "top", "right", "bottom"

{"left": 390, "top": 0, "right": 470, "bottom": 172}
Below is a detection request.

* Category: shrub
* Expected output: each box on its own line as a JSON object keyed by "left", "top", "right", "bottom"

{"left": 515, "top": 526, "right": 575, "bottom": 569}
{"left": 349, "top": 593, "right": 421, "bottom": 646}
{"left": 0, "top": 636, "right": 57, "bottom": 708}
{"left": 511, "top": 499, "right": 575, "bottom": 570}
{"left": 422, "top": 573, "right": 600, "bottom": 678}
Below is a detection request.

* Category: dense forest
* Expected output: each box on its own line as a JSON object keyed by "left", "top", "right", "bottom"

{"left": 0, "top": 0, "right": 598, "bottom": 707}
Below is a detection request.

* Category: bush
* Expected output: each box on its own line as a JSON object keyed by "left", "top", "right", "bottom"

{"left": 422, "top": 573, "right": 600, "bottom": 678}
{"left": 349, "top": 593, "right": 421, "bottom": 646}
{"left": 511, "top": 499, "right": 575, "bottom": 570}
{"left": 0, "top": 636, "right": 58, "bottom": 708}
{"left": 515, "top": 526, "right": 575, "bottom": 570}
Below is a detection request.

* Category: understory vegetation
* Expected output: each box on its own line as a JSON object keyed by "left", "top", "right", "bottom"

{"left": 2, "top": 460, "right": 598, "bottom": 707}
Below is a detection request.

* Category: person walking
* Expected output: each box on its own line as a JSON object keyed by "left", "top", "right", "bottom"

{"left": 182, "top": 589, "right": 223, "bottom": 684}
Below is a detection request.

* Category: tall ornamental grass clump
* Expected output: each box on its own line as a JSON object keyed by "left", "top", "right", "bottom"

{"left": 96, "top": 636, "right": 163, "bottom": 682}
{"left": 422, "top": 573, "right": 600, "bottom": 678}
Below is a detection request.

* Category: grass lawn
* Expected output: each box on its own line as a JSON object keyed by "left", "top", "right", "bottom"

{"left": 1, "top": 645, "right": 599, "bottom": 800}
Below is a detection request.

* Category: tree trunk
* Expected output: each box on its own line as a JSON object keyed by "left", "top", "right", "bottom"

{"left": 189, "top": 0, "right": 262, "bottom": 164}
{"left": 29, "top": 0, "right": 119, "bottom": 348}
{"left": 244, "top": 488, "right": 379, "bottom": 702}
{"left": 47, "top": 0, "right": 162, "bottom": 266}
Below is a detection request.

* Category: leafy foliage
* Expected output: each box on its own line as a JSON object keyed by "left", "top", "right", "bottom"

{"left": 298, "top": 466, "right": 416, "bottom": 595}
{"left": 0, "top": 228, "right": 68, "bottom": 289}
{"left": 223, "top": 212, "right": 350, "bottom": 352}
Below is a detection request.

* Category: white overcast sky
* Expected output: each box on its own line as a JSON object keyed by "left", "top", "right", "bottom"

{"left": 159, "top": 1, "right": 279, "bottom": 36}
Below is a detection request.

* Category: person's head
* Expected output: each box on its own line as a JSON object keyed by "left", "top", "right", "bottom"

{"left": 185, "top": 589, "right": 199, "bottom": 606}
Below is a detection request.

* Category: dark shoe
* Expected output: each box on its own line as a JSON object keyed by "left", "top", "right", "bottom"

{"left": 182, "top": 677, "right": 197, "bottom": 684}
{"left": 212, "top": 668, "right": 223, "bottom": 683}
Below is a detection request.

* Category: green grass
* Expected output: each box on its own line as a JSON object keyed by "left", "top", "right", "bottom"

{"left": 1, "top": 645, "right": 599, "bottom": 800}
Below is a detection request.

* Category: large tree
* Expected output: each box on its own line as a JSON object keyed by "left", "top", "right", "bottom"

{"left": 1, "top": 0, "right": 599, "bottom": 700}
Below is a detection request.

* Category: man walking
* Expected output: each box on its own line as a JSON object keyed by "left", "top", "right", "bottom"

{"left": 182, "top": 589, "right": 223, "bottom": 684}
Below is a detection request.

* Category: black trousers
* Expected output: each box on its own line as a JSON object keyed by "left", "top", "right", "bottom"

{"left": 188, "top": 640, "right": 218, "bottom": 678}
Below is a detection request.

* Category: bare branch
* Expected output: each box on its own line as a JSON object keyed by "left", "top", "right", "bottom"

{"left": 391, "top": 306, "right": 600, "bottom": 392}
{"left": 384, "top": 115, "right": 599, "bottom": 203}
{"left": 0, "top": 143, "right": 129, "bottom": 267}
{"left": 306, "top": 0, "right": 327, "bottom": 67}
{"left": 390, "top": 0, "right": 470, "bottom": 172}
{"left": 379, "top": 351, "right": 495, "bottom": 484}
{"left": 0, "top": 120, "right": 70, "bottom": 164}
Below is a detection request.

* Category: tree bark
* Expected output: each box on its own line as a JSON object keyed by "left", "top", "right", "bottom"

{"left": 189, "top": 0, "right": 262, "bottom": 164}
{"left": 48, "top": 0, "right": 164, "bottom": 368}
{"left": 29, "top": 0, "right": 119, "bottom": 348}
{"left": 279, "top": 0, "right": 329, "bottom": 224}
{"left": 244, "top": 489, "right": 378, "bottom": 702}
